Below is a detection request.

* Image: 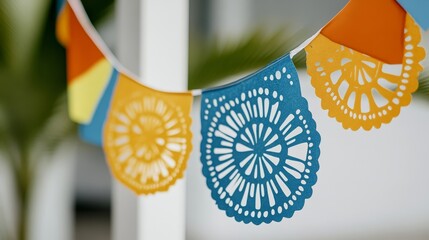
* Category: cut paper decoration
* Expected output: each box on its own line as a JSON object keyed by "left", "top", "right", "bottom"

{"left": 79, "top": 69, "right": 119, "bottom": 146}
{"left": 397, "top": 0, "right": 429, "bottom": 30}
{"left": 56, "top": 0, "right": 69, "bottom": 46}
{"left": 322, "top": 0, "right": 407, "bottom": 64}
{"left": 306, "top": 15, "right": 425, "bottom": 131}
{"left": 200, "top": 54, "right": 321, "bottom": 224}
{"left": 67, "top": 7, "right": 114, "bottom": 124}
{"left": 103, "top": 74, "right": 193, "bottom": 195}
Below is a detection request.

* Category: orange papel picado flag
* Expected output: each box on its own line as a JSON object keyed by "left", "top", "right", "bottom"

{"left": 103, "top": 73, "right": 193, "bottom": 195}
{"left": 306, "top": 15, "right": 425, "bottom": 130}
{"left": 321, "top": 0, "right": 407, "bottom": 64}
{"left": 66, "top": 4, "right": 115, "bottom": 124}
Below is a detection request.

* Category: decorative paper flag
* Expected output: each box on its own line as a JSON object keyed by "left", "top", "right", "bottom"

{"left": 200, "top": 54, "right": 321, "bottom": 224}
{"left": 306, "top": 16, "right": 425, "bottom": 131}
{"left": 79, "top": 69, "right": 119, "bottom": 146}
{"left": 56, "top": 0, "right": 69, "bottom": 46}
{"left": 67, "top": 7, "right": 114, "bottom": 124}
{"left": 397, "top": 0, "right": 429, "bottom": 30}
{"left": 103, "top": 74, "right": 193, "bottom": 195}
{"left": 322, "top": 0, "right": 406, "bottom": 64}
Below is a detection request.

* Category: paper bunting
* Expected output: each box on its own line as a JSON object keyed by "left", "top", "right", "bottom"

{"left": 397, "top": 0, "right": 429, "bottom": 30}
{"left": 103, "top": 74, "right": 193, "bottom": 195}
{"left": 306, "top": 15, "right": 425, "bottom": 131}
{"left": 200, "top": 54, "right": 321, "bottom": 224}
{"left": 321, "top": 0, "right": 406, "bottom": 64}
{"left": 79, "top": 69, "right": 119, "bottom": 146}
{"left": 57, "top": 0, "right": 428, "bottom": 225}
{"left": 67, "top": 8, "right": 114, "bottom": 124}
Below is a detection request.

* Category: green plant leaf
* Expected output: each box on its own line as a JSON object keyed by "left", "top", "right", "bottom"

{"left": 30, "top": 94, "right": 75, "bottom": 165}
{"left": 188, "top": 29, "right": 308, "bottom": 89}
{"left": 416, "top": 70, "right": 429, "bottom": 99}
{"left": 0, "top": 1, "right": 114, "bottom": 239}
{"left": 0, "top": 0, "right": 114, "bottom": 152}
{"left": 0, "top": 102, "right": 18, "bottom": 164}
{"left": 0, "top": 0, "right": 51, "bottom": 73}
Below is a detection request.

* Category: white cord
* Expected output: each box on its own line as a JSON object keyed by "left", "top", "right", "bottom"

{"left": 191, "top": 89, "right": 203, "bottom": 97}
{"left": 290, "top": 30, "right": 320, "bottom": 59}
{"left": 67, "top": 0, "right": 190, "bottom": 95}
{"left": 66, "top": 0, "right": 326, "bottom": 97}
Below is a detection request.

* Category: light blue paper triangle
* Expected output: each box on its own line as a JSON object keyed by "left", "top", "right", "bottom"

{"left": 79, "top": 69, "right": 119, "bottom": 146}
{"left": 397, "top": 0, "right": 429, "bottom": 30}
{"left": 200, "top": 54, "right": 321, "bottom": 224}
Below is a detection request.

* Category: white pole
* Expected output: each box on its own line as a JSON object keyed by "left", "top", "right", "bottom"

{"left": 210, "top": 0, "right": 251, "bottom": 40}
{"left": 139, "top": 0, "right": 189, "bottom": 240}
{"left": 113, "top": 0, "right": 140, "bottom": 239}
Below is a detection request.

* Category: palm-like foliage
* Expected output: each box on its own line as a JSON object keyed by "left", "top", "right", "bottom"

{"left": 189, "top": 30, "right": 307, "bottom": 89}
{"left": 0, "top": 1, "right": 112, "bottom": 239}
{"left": 417, "top": 70, "right": 429, "bottom": 98}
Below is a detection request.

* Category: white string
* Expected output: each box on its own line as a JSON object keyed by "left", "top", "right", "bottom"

{"left": 67, "top": 0, "right": 125, "bottom": 74}
{"left": 65, "top": 0, "right": 330, "bottom": 98}
{"left": 191, "top": 89, "right": 203, "bottom": 97}
{"left": 67, "top": 0, "right": 193, "bottom": 95}
{"left": 290, "top": 30, "right": 320, "bottom": 59}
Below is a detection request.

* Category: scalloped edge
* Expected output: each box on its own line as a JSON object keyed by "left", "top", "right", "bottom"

{"left": 199, "top": 95, "right": 321, "bottom": 225}
{"left": 305, "top": 15, "right": 426, "bottom": 131}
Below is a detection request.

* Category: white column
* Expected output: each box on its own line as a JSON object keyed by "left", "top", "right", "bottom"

{"left": 210, "top": 0, "right": 252, "bottom": 40}
{"left": 113, "top": 1, "right": 140, "bottom": 239}
{"left": 138, "top": 0, "right": 189, "bottom": 240}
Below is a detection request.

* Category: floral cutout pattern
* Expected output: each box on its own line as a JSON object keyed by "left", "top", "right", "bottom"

{"left": 103, "top": 74, "right": 193, "bottom": 195}
{"left": 306, "top": 15, "right": 425, "bottom": 130}
{"left": 200, "top": 55, "right": 321, "bottom": 224}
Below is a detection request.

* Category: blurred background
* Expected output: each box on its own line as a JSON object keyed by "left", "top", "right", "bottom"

{"left": 0, "top": 0, "right": 429, "bottom": 240}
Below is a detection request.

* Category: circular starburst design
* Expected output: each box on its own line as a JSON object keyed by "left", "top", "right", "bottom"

{"left": 306, "top": 15, "right": 425, "bottom": 130}
{"left": 104, "top": 95, "right": 192, "bottom": 194}
{"left": 201, "top": 86, "right": 320, "bottom": 224}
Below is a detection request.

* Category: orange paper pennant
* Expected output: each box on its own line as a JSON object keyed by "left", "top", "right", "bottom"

{"left": 68, "top": 7, "right": 105, "bottom": 82}
{"left": 321, "top": 0, "right": 406, "bottom": 64}
{"left": 306, "top": 15, "right": 425, "bottom": 131}
{"left": 103, "top": 74, "right": 193, "bottom": 195}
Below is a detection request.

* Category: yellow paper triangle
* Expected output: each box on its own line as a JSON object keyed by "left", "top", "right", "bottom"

{"left": 68, "top": 58, "right": 113, "bottom": 123}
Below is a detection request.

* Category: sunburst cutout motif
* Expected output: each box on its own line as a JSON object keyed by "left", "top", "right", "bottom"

{"left": 200, "top": 55, "right": 321, "bottom": 225}
{"left": 103, "top": 74, "right": 193, "bottom": 195}
{"left": 306, "top": 15, "right": 425, "bottom": 130}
